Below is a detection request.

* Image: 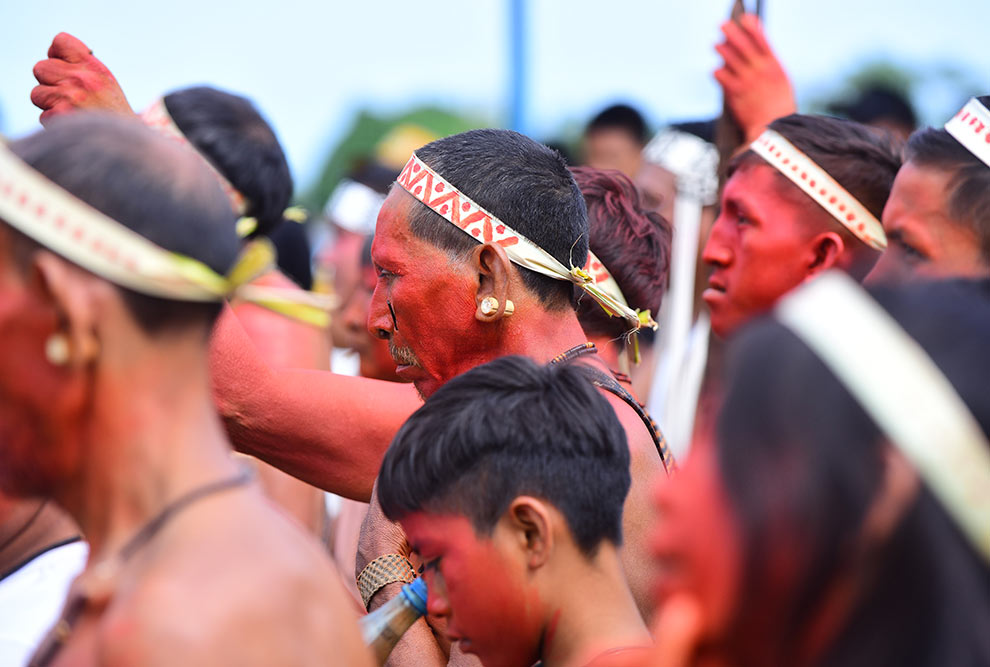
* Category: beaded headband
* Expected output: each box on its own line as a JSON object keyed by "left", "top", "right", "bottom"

{"left": 396, "top": 153, "right": 656, "bottom": 330}
{"left": 777, "top": 272, "right": 990, "bottom": 563}
{"left": 0, "top": 141, "right": 331, "bottom": 327}
{"left": 945, "top": 97, "right": 990, "bottom": 170}
{"left": 751, "top": 129, "right": 887, "bottom": 250}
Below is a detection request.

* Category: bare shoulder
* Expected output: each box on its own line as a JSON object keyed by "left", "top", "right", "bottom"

{"left": 98, "top": 490, "right": 372, "bottom": 666}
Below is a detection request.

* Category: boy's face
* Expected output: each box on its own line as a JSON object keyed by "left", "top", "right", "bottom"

{"left": 402, "top": 511, "right": 546, "bottom": 667}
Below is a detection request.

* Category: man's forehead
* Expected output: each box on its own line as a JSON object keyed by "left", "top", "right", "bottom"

{"left": 725, "top": 162, "right": 817, "bottom": 220}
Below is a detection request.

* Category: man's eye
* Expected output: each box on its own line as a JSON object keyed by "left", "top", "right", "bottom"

{"left": 376, "top": 267, "right": 395, "bottom": 279}
{"left": 420, "top": 557, "right": 441, "bottom": 573}
{"left": 736, "top": 214, "right": 751, "bottom": 227}
{"left": 897, "top": 239, "right": 927, "bottom": 263}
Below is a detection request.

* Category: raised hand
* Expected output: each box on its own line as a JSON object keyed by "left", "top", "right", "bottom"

{"left": 714, "top": 14, "right": 797, "bottom": 143}
{"left": 31, "top": 32, "right": 133, "bottom": 126}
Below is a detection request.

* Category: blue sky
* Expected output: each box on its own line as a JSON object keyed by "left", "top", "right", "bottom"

{"left": 3, "top": 0, "right": 988, "bottom": 192}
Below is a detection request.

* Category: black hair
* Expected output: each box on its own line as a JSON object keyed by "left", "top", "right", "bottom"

{"left": 827, "top": 85, "right": 918, "bottom": 133}
{"left": 585, "top": 104, "right": 649, "bottom": 145}
{"left": 730, "top": 114, "right": 902, "bottom": 278}
{"left": 406, "top": 129, "right": 589, "bottom": 311}
{"left": 571, "top": 166, "right": 671, "bottom": 339}
{"left": 715, "top": 279, "right": 990, "bottom": 666}
{"left": 164, "top": 86, "right": 292, "bottom": 238}
{"left": 379, "top": 355, "right": 631, "bottom": 556}
{"left": 904, "top": 95, "right": 990, "bottom": 262}
{"left": 267, "top": 219, "right": 313, "bottom": 290}
{"left": 7, "top": 113, "right": 241, "bottom": 334}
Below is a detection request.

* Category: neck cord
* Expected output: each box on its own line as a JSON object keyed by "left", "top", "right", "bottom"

{"left": 0, "top": 500, "right": 47, "bottom": 558}
{"left": 29, "top": 466, "right": 254, "bottom": 667}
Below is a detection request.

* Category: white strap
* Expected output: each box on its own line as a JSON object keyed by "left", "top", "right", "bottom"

{"left": 777, "top": 272, "right": 990, "bottom": 562}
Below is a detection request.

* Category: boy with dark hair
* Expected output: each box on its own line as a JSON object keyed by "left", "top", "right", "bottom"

{"left": 583, "top": 104, "right": 649, "bottom": 179}
{"left": 378, "top": 356, "right": 651, "bottom": 667}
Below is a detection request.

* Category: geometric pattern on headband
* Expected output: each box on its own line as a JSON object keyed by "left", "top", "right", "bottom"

{"left": 0, "top": 142, "right": 334, "bottom": 327}
{"left": 396, "top": 152, "right": 655, "bottom": 330}
{"left": 777, "top": 271, "right": 990, "bottom": 564}
{"left": 140, "top": 98, "right": 249, "bottom": 216}
{"left": 945, "top": 97, "right": 990, "bottom": 171}
{"left": 751, "top": 129, "right": 887, "bottom": 251}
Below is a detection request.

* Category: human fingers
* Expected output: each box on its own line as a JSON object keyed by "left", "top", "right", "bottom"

{"left": 720, "top": 19, "right": 758, "bottom": 65}
{"left": 740, "top": 13, "right": 773, "bottom": 54}
{"left": 30, "top": 84, "right": 65, "bottom": 112}
{"left": 39, "top": 101, "right": 77, "bottom": 127}
{"left": 714, "top": 42, "right": 745, "bottom": 77}
{"left": 47, "top": 32, "right": 92, "bottom": 63}
{"left": 32, "top": 58, "right": 72, "bottom": 86}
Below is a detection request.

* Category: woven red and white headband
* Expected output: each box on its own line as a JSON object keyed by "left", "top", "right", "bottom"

{"left": 945, "top": 97, "right": 990, "bottom": 170}
{"left": 751, "top": 130, "right": 886, "bottom": 251}
{"left": 396, "top": 153, "right": 655, "bottom": 330}
{"left": 140, "top": 98, "right": 249, "bottom": 216}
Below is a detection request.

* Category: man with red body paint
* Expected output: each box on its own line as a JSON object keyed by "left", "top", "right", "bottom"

{"left": 30, "top": 38, "right": 670, "bottom": 630}
{"left": 701, "top": 113, "right": 901, "bottom": 338}
{"left": 378, "top": 356, "right": 652, "bottom": 667}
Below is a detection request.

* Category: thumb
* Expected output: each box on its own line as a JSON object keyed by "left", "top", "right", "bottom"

{"left": 646, "top": 594, "right": 705, "bottom": 667}
{"left": 48, "top": 32, "right": 93, "bottom": 63}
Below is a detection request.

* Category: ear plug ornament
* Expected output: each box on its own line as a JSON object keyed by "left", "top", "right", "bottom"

{"left": 480, "top": 297, "right": 514, "bottom": 317}
{"left": 45, "top": 334, "right": 70, "bottom": 366}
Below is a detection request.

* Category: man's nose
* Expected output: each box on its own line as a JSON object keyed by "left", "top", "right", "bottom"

{"left": 367, "top": 283, "right": 392, "bottom": 340}
{"left": 425, "top": 572, "right": 451, "bottom": 618}
{"left": 701, "top": 216, "right": 733, "bottom": 268}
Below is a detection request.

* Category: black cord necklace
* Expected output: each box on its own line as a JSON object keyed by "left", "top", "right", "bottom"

{"left": 0, "top": 500, "right": 47, "bottom": 558}
{"left": 29, "top": 466, "right": 254, "bottom": 667}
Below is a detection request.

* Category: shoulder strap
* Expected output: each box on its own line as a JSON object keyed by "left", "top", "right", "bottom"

{"left": 577, "top": 364, "right": 677, "bottom": 475}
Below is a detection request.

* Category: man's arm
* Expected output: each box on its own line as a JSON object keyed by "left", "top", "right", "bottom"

{"left": 31, "top": 33, "right": 134, "bottom": 125}
{"left": 210, "top": 307, "right": 422, "bottom": 501}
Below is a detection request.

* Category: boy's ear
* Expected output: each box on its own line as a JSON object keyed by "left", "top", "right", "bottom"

{"left": 506, "top": 496, "right": 554, "bottom": 569}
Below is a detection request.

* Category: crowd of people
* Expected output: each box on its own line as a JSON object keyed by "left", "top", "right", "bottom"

{"left": 0, "top": 11, "right": 988, "bottom": 667}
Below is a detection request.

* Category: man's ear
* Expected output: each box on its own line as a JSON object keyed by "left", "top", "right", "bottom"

{"left": 505, "top": 496, "right": 554, "bottom": 570}
{"left": 805, "top": 231, "right": 845, "bottom": 277}
{"left": 472, "top": 242, "right": 512, "bottom": 322}
{"left": 31, "top": 251, "right": 102, "bottom": 367}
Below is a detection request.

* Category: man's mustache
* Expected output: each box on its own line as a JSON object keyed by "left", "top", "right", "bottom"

{"left": 388, "top": 340, "right": 421, "bottom": 367}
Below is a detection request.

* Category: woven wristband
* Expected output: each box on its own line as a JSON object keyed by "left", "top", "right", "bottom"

{"left": 356, "top": 553, "right": 418, "bottom": 610}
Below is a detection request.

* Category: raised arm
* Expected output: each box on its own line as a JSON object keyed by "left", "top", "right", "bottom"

{"left": 209, "top": 307, "right": 422, "bottom": 501}
{"left": 31, "top": 33, "right": 134, "bottom": 125}
{"left": 714, "top": 14, "right": 797, "bottom": 144}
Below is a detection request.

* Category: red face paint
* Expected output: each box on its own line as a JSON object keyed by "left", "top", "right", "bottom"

{"left": 867, "top": 162, "right": 988, "bottom": 284}
{"left": 651, "top": 436, "right": 742, "bottom": 643}
{"left": 0, "top": 245, "right": 84, "bottom": 497}
{"left": 369, "top": 190, "right": 499, "bottom": 398}
{"left": 401, "top": 512, "right": 546, "bottom": 667}
{"left": 702, "top": 164, "right": 818, "bottom": 338}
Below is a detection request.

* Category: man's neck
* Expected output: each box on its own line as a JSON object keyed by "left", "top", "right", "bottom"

{"left": 55, "top": 338, "right": 239, "bottom": 564}
{"left": 499, "top": 308, "right": 593, "bottom": 364}
{"left": 540, "top": 545, "right": 651, "bottom": 667}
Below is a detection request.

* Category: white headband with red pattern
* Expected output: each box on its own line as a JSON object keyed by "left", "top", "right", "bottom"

{"left": 396, "top": 152, "right": 655, "bottom": 330}
{"left": 751, "top": 129, "right": 887, "bottom": 251}
{"left": 945, "top": 97, "right": 990, "bottom": 170}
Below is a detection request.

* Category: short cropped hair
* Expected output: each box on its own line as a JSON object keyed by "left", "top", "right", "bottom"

{"left": 904, "top": 95, "right": 990, "bottom": 261}
{"left": 732, "top": 114, "right": 902, "bottom": 278}
{"left": 571, "top": 166, "right": 672, "bottom": 338}
{"left": 8, "top": 113, "right": 241, "bottom": 334}
{"left": 379, "top": 355, "right": 631, "bottom": 555}
{"left": 585, "top": 104, "right": 649, "bottom": 145}
{"left": 164, "top": 86, "right": 292, "bottom": 238}
{"left": 406, "top": 129, "right": 589, "bottom": 311}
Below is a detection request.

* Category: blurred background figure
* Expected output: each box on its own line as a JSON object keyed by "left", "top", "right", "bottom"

{"left": 651, "top": 277, "right": 990, "bottom": 667}
{"left": 582, "top": 103, "right": 650, "bottom": 179}
{"left": 638, "top": 123, "right": 720, "bottom": 461}
{"left": 828, "top": 84, "right": 919, "bottom": 141}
